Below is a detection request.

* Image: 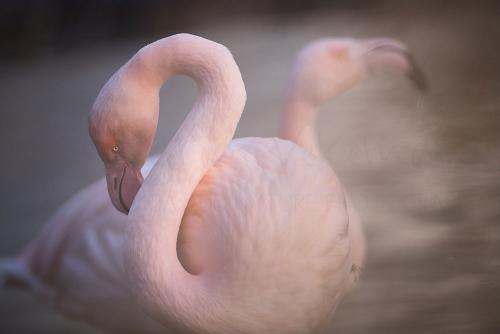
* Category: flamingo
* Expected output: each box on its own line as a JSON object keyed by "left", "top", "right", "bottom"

{"left": 279, "top": 38, "right": 426, "bottom": 288}
{"left": 0, "top": 34, "right": 424, "bottom": 333}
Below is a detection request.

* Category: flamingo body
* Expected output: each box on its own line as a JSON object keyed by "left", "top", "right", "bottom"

{"left": 178, "top": 137, "right": 354, "bottom": 331}
{"left": 1, "top": 158, "right": 164, "bottom": 333}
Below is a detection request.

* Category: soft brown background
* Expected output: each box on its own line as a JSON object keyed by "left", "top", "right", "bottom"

{"left": 1, "top": 1, "right": 499, "bottom": 333}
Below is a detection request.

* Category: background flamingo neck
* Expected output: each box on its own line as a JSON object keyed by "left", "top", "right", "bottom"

{"left": 124, "top": 34, "right": 246, "bottom": 331}
{"left": 280, "top": 95, "right": 321, "bottom": 156}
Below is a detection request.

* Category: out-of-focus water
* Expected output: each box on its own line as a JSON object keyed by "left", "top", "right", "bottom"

{"left": 0, "top": 2, "right": 499, "bottom": 333}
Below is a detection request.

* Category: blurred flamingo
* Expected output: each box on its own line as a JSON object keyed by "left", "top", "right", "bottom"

{"left": 280, "top": 37, "right": 426, "bottom": 290}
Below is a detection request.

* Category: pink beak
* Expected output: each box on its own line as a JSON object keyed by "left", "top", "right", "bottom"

{"left": 106, "top": 161, "right": 144, "bottom": 214}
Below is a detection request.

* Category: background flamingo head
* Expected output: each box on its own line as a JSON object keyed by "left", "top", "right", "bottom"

{"left": 89, "top": 68, "right": 159, "bottom": 214}
{"left": 287, "top": 37, "right": 426, "bottom": 106}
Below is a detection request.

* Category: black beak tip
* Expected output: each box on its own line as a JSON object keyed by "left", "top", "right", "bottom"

{"left": 410, "top": 70, "right": 429, "bottom": 93}
{"left": 406, "top": 53, "right": 429, "bottom": 93}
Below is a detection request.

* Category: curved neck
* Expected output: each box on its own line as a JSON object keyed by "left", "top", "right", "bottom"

{"left": 279, "top": 93, "right": 321, "bottom": 157}
{"left": 124, "top": 34, "right": 246, "bottom": 331}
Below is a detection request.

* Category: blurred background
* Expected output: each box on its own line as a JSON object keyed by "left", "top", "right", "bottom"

{"left": 0, "top": 0, "right": 499, "bottom": 333}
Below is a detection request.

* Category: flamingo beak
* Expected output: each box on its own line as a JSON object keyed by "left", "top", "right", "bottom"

{"left": 361, "top": 39, "right": 428, "bottom": 92}
{"left": 105, "top": 160, "right": 144, "bottom": 214}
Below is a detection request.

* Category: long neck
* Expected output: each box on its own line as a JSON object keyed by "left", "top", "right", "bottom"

{"left": 280, "top": 93, "right": 321, "bottom": 157}
{"left": 124, "top": 34, "right": 246, "bottom": 332}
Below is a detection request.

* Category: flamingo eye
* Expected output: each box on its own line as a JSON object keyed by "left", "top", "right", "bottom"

{"left": 112, "top": 145, "right": 119, "bottom": 153}
{"left": 329, "top": 45, "right": 349, "bottom": 61}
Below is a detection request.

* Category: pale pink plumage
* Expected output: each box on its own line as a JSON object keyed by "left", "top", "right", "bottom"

{"left": 0, "top": 158, "right": 164, "bottom": 333}
{"left": 0, "top": 34, "right": 423, "bottom": 333}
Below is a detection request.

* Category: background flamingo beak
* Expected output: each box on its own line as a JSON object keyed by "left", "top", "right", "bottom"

{"left": 362, "top": 39, "right": 428, "bottom": 92}
{"left": 105, "top": 161, "right": 144, "bottom": 214}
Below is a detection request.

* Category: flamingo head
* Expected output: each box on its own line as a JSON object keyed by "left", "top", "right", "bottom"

{"left": 89, "top": 73, "right": 158, "bottom": 214}
{"left": 288, "top": 37, "right": 426, "bottom": 105}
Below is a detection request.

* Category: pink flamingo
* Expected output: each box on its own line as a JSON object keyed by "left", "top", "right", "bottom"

{"left": 280, "top": 37, "right": 426, "bottom": 288}
{"left": 0, "top": 34, "right": 424, "bottom": 333}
